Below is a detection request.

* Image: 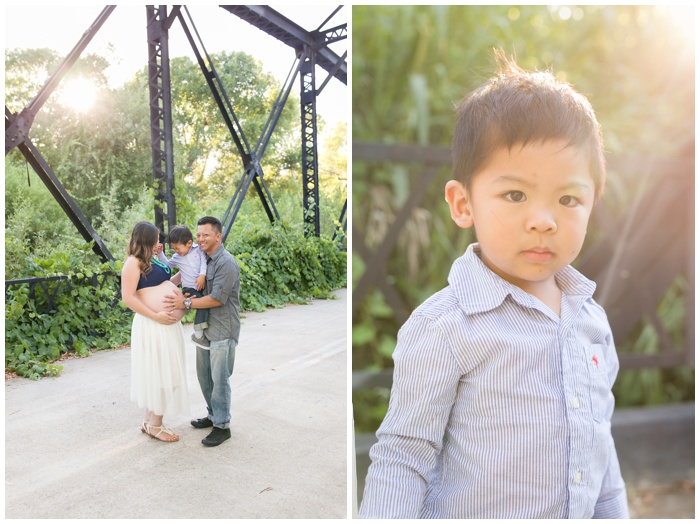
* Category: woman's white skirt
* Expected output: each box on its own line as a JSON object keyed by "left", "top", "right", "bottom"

{"left": 130, "top": 314, "right": 190, "bottom": 418}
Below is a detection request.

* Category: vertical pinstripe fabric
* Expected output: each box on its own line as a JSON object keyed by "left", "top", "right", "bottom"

{"left": 358, "top": 243, "right": 629, "bottom": 519}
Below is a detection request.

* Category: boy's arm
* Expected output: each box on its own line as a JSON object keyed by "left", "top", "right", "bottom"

{"left": 359, "top": 315, "right": 462, "bottom": 519}
{"left": 157, "top": 251, "right": 175, "bottom": 268}
{"left": 593, "top": 341, "right": 629, "bottom": 519}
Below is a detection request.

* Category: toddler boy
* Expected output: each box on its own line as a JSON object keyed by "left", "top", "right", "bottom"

{"left": 158, "top": 224, "right": 210, "bottom": 347}
{"left": 358, "top": 53, "right": 629, "bottom": 519}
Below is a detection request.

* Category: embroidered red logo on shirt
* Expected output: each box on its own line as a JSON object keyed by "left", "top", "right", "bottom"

{"left": 592, "top": 355, "right": 599, "bottom": 368}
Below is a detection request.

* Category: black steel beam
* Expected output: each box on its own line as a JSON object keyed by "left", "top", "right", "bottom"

{"left": 220, "top": 163, "right": 281, "bottom": 241}
{"left": 254, "top": 54, "right": 304, "bottom": 159}
{"left": 219, "top": 5, "right": 346, "bottom": 85}
{"left": 177, "top": 6, "right": 281, "bottom": 239}
{"left": 178, "top": 8, "right": 252, "bottom": 164}
{"left": 6, "top": 108, "right": 113, "bottom": 262}
{"left": 300, "top": 47, "right": 320, "bottom": 237}
{"left": 146, "top": 5, "right": 178, "bottom": 235}
{"left": 319, "top": 24, "right": 347, "bottom": 46}
{"left": 316, "top": 50, "right": 346, "bottom": 96}
{"left": 315, "top": 6, "right": 343, "bottom": 32}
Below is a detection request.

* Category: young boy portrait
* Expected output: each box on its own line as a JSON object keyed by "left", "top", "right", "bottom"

{"left": 358, "top": 51, "right": 629, "bottom": 519}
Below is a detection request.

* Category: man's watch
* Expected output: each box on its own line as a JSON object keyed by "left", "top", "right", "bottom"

{"left": 184, "top": 297, "right": 192, "bottom": 311}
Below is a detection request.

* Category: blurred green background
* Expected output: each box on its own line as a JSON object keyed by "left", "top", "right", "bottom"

{"left": 351, "top": 5, "right": 694, "bottom": 433}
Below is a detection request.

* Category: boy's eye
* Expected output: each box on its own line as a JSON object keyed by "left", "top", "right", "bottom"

{"left": 560, "top": 195, "right": 579, "bottom": 207}
{"left": 503, "top": 190, "right": 526, "bottom": 203}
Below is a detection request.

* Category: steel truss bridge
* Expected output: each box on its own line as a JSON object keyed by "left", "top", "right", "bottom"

{"left": 5, "top": 5, "right": 347, "bottom": 261}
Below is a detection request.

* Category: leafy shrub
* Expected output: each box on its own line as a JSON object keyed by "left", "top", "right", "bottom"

{"left": 612, "top": 277, "right": 694, "bottom": 407}
{"left": 232, "top": 221, "right": 347, "bottom": 311}
{"left": 5, "top": 249, "right": 130, "bottom": 380}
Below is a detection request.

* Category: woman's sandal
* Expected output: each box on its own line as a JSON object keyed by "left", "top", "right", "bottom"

{"left": 145, "top": 423, "right": 179, "bottom": 442}
{"left": 140, "top": 420, "right": 148, "bottom": 434}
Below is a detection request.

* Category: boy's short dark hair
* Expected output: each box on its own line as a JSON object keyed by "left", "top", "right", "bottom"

{"left": 167, "top": 225, "right": 194, "bottom": 245}
{"left": 452, "top": 50, "right": 605, "bottom": 200}
{"left": 197, "top": 216, "right": 223, "bottom": 234}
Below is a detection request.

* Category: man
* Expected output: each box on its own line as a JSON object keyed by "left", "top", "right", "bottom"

{"left": 165, "top": 216, "right": 241, "bottom": 447}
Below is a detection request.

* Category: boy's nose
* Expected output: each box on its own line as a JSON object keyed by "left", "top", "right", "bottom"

{"left": 526, "top": 209, "right": 557, "bottom": 233}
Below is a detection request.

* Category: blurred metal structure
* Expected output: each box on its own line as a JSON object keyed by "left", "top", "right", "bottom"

{"left": 576, "top": 144, "right": 695, "bottom": 369}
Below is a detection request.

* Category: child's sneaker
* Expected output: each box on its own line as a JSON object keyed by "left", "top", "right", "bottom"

{"left": 191, "top": 333, "right": 210, "bottom": 348}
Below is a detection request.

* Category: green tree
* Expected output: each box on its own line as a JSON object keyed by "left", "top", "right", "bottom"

{"left": 168, "top": 52, "right": 301, "bottom": 209}
{"left": 5, "top": 47, "right": 151, "bottom": 221}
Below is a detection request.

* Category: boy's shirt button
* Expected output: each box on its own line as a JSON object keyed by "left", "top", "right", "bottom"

{"left": 572, "top": 397, "right": 580, "bottom": 409}
{"left": 573, "top": 471, "right": 582, "bottom": 484}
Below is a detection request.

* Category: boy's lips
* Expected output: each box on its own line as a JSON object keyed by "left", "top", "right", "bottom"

{"left": 521, "top": 247, "right": 554, "bottom": 263}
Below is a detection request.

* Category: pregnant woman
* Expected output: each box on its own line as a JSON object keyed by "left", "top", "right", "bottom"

{"left": 121, "top": 221, "right": 190, "bottom": 442}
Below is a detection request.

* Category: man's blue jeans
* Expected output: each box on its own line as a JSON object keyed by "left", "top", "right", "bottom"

{"left": 196, "top": 339, "right": 237, "bottom": 429}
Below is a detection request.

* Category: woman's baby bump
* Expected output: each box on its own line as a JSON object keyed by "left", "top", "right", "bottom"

{"left": 137, "top": 280, "right": 186, "bottom": 322}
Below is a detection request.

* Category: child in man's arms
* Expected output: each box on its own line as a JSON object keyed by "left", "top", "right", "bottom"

{"left": 158, "top": 225, "right": 210, "bottom": 348}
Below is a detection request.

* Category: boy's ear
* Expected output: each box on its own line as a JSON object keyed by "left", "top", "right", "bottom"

{"left": 445, "top": 180, "right": 474, "bottom": 229}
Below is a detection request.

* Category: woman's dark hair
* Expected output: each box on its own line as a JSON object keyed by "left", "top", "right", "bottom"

{"left": 127, "top": 221, "right": 159, "bottom": 275}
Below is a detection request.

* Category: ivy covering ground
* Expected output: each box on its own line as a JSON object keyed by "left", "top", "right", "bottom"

{"left": 5, "top": 226, "right": 346, "bottom": 380}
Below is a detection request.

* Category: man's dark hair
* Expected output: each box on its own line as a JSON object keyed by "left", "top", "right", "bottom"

{"left": 452, "top": 49, "right": 605, "bottom": 201}
{"left": 167, "top": 225, "right": 194, "bottom": 245}
{"left": 197, "top": 216, "right": 223, "bottom": 234}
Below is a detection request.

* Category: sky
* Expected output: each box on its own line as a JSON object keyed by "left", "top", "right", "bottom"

{"left": 3, "top": 4, "right": 347, "bottom": 126}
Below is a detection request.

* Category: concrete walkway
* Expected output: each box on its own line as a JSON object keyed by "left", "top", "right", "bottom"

{"left": 5, "top": 288, "right": 348, "bottom": 519}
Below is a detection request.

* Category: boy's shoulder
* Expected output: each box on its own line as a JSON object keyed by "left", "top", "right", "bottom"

{"left": 411, "top": 285, "right": 461, "bottom": 322}
{"left": 398, "top": 282, "right": 501, "bottom": 374}
{"left": 402, "top": 284, "right": 471, "bottom": 342}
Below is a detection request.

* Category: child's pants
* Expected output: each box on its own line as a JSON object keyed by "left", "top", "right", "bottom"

{"left": 183, "top": 286, "right": 209, "bottom": 331}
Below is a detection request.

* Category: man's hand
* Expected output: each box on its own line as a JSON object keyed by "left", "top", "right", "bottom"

{"left": 195, "top": 274, "right": 206, "bottom": 291}
{"left": 163, "top": 290, "right": 186, "bottom": 312}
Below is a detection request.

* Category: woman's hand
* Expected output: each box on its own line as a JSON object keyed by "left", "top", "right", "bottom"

{"left": 153, "top": 310, "right": 178, "bottom": 325}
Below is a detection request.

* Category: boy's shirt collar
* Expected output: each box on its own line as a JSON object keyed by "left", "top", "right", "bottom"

{"left": 448, "top": 243, "right": 596, "bottom": 316}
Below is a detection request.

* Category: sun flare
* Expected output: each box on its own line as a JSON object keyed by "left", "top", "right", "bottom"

{"left": 660, "top": 5, "right": 695, "bottom": 41}
{"left": 59, "top": 78, "right": 97, "bottom": 113}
